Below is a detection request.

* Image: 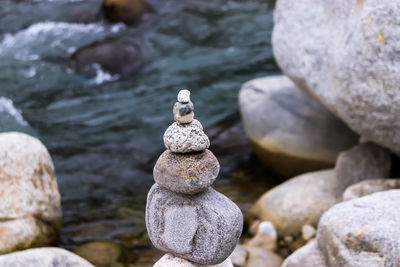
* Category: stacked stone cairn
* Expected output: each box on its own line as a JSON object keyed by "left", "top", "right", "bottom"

{"left": 146, "top": 89, "right": 243, "bottom": 266}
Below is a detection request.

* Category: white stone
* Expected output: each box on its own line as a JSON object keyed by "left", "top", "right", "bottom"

{"left": 177, "top": 89, "right": 191, "bottom": 103}
{"left": 301, "top": 224, "right": 316, "bottom": 241}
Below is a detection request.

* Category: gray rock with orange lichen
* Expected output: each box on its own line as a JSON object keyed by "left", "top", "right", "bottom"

{"left": 0, "top": 132, "right": 61, "bottom": 254}
{"left": 163, "top": 119, "right": 210, "bottom": 153}
{"left": 146, "top": 184, "right": 243, "bottom": 265}
{"left": 153, "top": 149, "right": 219, "bottom": 194}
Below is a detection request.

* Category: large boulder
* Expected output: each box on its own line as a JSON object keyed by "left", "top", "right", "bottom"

{"left": 146, "top": 184, "right": 243, "bottom": 265}
{"left": 273, "top": 0, "right": 400, "bottom": 155}
{"left": 0, "top": 247, "right": 93, "bottom": 267}
{"left": 282, "top": 190, "right": 400, "bottom": 267}
{"left": 0, "top": 132, "right": 61, "bottom": 254}
{"left": 239, "top": 75, "right": 358, "bottom": 177}
{"left": 248, "top": 169, "right": 341, "bottom": 236}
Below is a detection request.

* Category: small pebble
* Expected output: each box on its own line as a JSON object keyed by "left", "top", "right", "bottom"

{"left": 177, "top": 89, "right": 191, "bottom": 103}
{"left": 301, "top": 224, "right": 316, "bottom": 240}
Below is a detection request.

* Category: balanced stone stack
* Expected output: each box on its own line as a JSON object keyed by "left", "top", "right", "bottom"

{"left": 146, "top": 90, "right": 243, "bottom": 266}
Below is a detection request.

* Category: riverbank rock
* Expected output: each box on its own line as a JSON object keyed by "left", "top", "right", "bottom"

{"left": 163, "top": 119, "right": 210, "bottom": 153}
{"left": 249, "top": 169, "right": 341, "bottom": 236}
{"left": 273, "top": 0, "right": 400, "bottom": 155}
{"left": 153, "top": 149, "right": 220, "bottom": 194}
{"left": 0, "top": 132, "right": 61, "bottom": 254}
{"left": 239, "top": 75, "right": 358, "bottom": 177}
{"left": 102, "top": 0, "right": 147, "bottom": 25}
{"left": 343, "top": 179, "right": 400, "bottom": 201}
{"left": 0, "top": 247, "right": 93, "bottom": 267}
{"left": 154, "top": 254, "right": 233, "bottom": 267}
{"left": 282, "top": 190, "right": 400, "bottom": 267}
{"left": 335, "top": 142, "right": 391, "bottom": 189}
{"left": 73, "top": 241, "right": 125, "bottom": 267}
{"left": 146, "top": 184, "right": 243, "bottom": 265}
{"left": 246, "top": 221, "right": 277, "bottom": 251}
{"left": 244, "top": 246, "right": 282, "bottom": 267}
{"left": 70, "top": 40, "right": 144, "bottom": 76}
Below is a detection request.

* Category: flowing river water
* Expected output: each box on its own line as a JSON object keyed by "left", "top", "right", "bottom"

{"left": 0, "top": 0, "right": 280, "bottom": 265}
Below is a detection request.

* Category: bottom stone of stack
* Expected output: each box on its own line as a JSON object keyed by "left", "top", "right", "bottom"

{"left": 154, "top": 254, "right": 233, "bottom": 267}
{"left": 146, "top": 184, "right": 243, "bottom": 265}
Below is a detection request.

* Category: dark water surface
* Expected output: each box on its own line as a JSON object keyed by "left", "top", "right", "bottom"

{"left": 0, "top": 0, "right": 279, "bottom": 264}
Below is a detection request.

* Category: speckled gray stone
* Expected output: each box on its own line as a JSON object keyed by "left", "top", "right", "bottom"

{"left": 177, "top": 89, "right": 191, "bottom": 103}
{"left": 164, "top": 119, "right": 210, "bottom": 153}
{"left": 154, "top": 149, "right": 219, "bottom": 194}
{"left": 173, "top": 102, "right": 195, "bottom": 124}
{"left": 146, "top": 184, "right": 243, "bottom": 265}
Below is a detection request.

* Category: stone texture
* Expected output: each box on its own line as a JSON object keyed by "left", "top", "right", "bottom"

{"left": 177, "top": 89, "right": 191, "bottom": 103}
{"left": 153, "top": 149, "right": 219, "bottom": 194}
{"left": 154, "top": 254, "right": 233, "bottom": 267}
{"left": 243, "top": 246, "right": 282, "bottom": 267}
{"left": 343, "top": 179, "right": 400, "bottom": 201}
{"left": 146, "top": 184, "right": 243, "bottom": 265}
{"left": 249, "top": 169, "right": 341, "bottom": 236}
{"left": 164, "top": 119, "right": 210, "bottom": 153}
{"left": 0, "top": 132, "right": 61, "bottom": 253}
{"left": 73, "top": 241, "right": 124, "bottom": 267}
{"left": 246, "top": 221, "right": 277, "bottom": 251}
{"left": 283, "top": 190, "right": 400, "bottom": 267}
{"left": 335, "top": 142, "right": 391, "bottom": 189}
{"left": 273, "top": 0, "right": 400, "bottom": 155}
{"left": 239, "top": 75, "right": 358, "bottom": 177}
{"left": 0, "top": 247, "right": 94, "bottom": 267}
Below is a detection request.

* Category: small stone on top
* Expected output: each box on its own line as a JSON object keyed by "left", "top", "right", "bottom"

{"left": 177, "top": 89, "right": 191, "bottom": 103}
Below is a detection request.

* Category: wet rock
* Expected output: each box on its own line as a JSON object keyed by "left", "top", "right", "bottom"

{"left": 163, "top": 119, "right": 210, "bottom": 153}
{"left": 273, "top": 0, "right": 400, "bottom": 155}
{"left": 246, "top": 221, "right": 277, "bottom": 251}
{"left": 243, "top": 246, "right": 282, "bottom": 267}
{"left": 0, "top": 247, "right": 94, "bottom": 267}
{"left": 335, "top": 142, "right": 391, "bottom": 189}
{"left": 70, "top": 40, "right": 144, "bottom": 76}
{"left": 283, "top": 190, "right": 400, "bottom": 267}
{"left": 343, "top": 179, "right": 400, "bottom": 201}
{"left": 0, "top": 132, "right": 61, "bottom": 254}
{"left": 239, "top": 75, "right": 358, "bottom": 177}
{"left": 146, "top": 184, "right": 243, "bottom": 265}
{"left": 249, "top": 170, "right": 341, "bottom": 236}
{"left": 154, "top": 254, "right": 233, "bottom": 267}
{"left": 153, "top": 149, "right": 219, "bottom": 194}
{"left": 102, "top": 0, "right": 147, "bottom": 25}
{"left": 73, "top": 241, "right": 124, "bottom": 267}
{"left": 230, "top": 245, "right": 247, "bottom": 267}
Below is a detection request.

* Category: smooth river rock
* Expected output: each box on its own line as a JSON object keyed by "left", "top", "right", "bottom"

{"left": 154, "top": 254, "right": 233, "bottom": 267}
{"left": 283, "top": 190, "right": 400, "bottom": 267}
{"left": 154, "top": 149, "right": 220, "bottom": 194}
{"left": 343, "top": 179, "right": 400, "bottom": 201}
{"left": 239, "top": 75, "right": 358, "bottom": 177}
{"left": 146, "top": 184, "right": 243, "bottom": 265}
{"left": 164, "top": 119, "right": 210, "bottom": 153}
{"left": 273, "top": 0, "right": 400, "bottom": 155}
{"left": 0, "top": 132, "right": 61, "bottom": 254}
{"left": 0, "top": 247, "right": 94, "bottom": 267}
{"left": 249, "top": 169, "right": 341, "bottom": 236}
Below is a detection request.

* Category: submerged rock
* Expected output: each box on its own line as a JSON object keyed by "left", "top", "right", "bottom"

{"left": 239, "top": 75, "right": 358, "bottom": 177}
{"left": 273, "top": 0, "right": 400, "bottom": 155}
{"left": 102, "top": 0, "right": 147, "bottom": 25}
{"left": 0, "top": 247, "right": 93, "bottom": 267}
{"left": 249, "top": 169, "right": 341, "bottom": 236}
{"left": 283, "top": 190, "right": 400, "bottom": 267}
{"left": 343, "top": 179, "right": 400, "bottom": 201}
{"left": 70, "top": 40, "right": 144, "bottom": 76}
{"left": 0, "top": 132, "right": 61, "bottom": 254}
{"left": 146, "top": 184, "right": 243, "bottom": 265}
{"left": 153, "top": 149, "right": 219, "bottom": 194}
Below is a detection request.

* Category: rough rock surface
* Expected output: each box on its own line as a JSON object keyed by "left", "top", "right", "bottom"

{"left": 282, "top": 190, "right": 400, "bottom": 267}
{"left": 335, "top": 142, "right": 391, "bottom": 189}
{"left": 343, "top": 179, "right": 400, "bottom": 201}
{"left": 0, "top": 132, "right": 61, "bottom": 253}
{"left": 164, "top": 119, "right": 210, "bottom": 153}
{"left": 146, "top": 184, "right": 243, "bottom": 265}
{"left": 244, "top": 246, "right": 282, "bottom": 267}
{"left": 249, "top": 170, "right": 341, "bottom": 236}
{"left": 0, "top": 247, "right": 94, "bottom": 267}
{"left": 239, "top": 75, "right": 358, "bottom": 177}
{"left": 273, "top": 0, "right": 400, "bottom": 154}
{"left": 153, "top": 149, "right": 219, "bottom": 194}
{"left": 154, "top": 254, "right": 233, "bottom": 267}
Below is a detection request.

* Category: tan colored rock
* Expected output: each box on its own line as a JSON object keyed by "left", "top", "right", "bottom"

{"left": 244, "top": 246, "right": 282, "bottom": 267}
{"left": 230, "top": 245, "right": 247, "bottom": 267}
{"left": 343, "top": 179, "right": 400, "bottom": 201}
{"left": 0, "top": 132, "right": 61, "bottom": 253}
{"left": 73, "top": 241, "right": 124, "bottom": 267}
{"left": 246, "top": 221, "right": 277, "bottom": 251}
